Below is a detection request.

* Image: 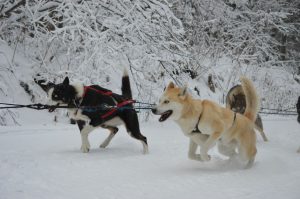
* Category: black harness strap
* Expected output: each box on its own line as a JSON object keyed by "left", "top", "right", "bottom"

{"left": 191, "top": 112, "right": 237, "bottom": 134}
{"left": 192, "top": 112, "right": 203, "bottom": 133}
{"left": 232, "top": 112, "right": 237, "bottom": 127}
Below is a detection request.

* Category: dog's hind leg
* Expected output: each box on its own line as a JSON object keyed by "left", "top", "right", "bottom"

{"left": 129, "top": 130, "right": 148, "bottom": 154}
{"left": 100, "top": 126, "right": 118, "bottom": 148}
{"left": 237, "top": 130, "right": 257, "bottom": 169}
{"left": 245, "top": 157, "right": 255, "bottom": 169}
{"left": 217, "top": 140, "right": 237, "bottom": 158}
{"left": 255, "top": 124, "right": 268, "bottom": 142}
{"left": 122, "top": 113, "right": 148, "bottom": 154}
{"left": 255, "top": 114, "right": 268, "bottom": 141}
{"left": 77, "top": 120, "right": 94, "bottom": 153}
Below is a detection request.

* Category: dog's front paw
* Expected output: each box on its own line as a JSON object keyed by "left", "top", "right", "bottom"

{"left": 143, "top": 148, "right": 149, "bottom": 154}
{"left": 200, "top": 154, "right": 211, "bottom": 161}
{"left": 81, "top": 144, "right": 90, "bottom": 153}
{"left": 100, "top": 142, "right": 108, "bottom": 148}
{"left": 188, "top": 154, "right": 211, "bottom": 161}
{"left": 189, "top": 154, "right": 202, "bottom": 161}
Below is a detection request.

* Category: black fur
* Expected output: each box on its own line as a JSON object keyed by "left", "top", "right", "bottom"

{"left": 50, "top": 77, "right": 77, "bottom": 105}
{"left": 297, "top": 96, "right": 300, "bottom": 123}
{"left": 80, "top": 85, "right": 129, "bottom": 125}
{"left": 77, "top": 120, "right": 86, "bottom": 131}
{"left": 121, "top": 75, "right": 132, "bottom": 99}
{"left": 34, "top": 77, "right": 55, "bottom": 93}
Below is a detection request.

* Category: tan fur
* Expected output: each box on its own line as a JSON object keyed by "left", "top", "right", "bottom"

{"left": 226, "top": 83, "right": 268, "bottom": 141}
{"left": 240, "top": 76, "right": 260, "bottom": 121}
{"left": 155, "top": 77, "right": 259, "bottom": 168}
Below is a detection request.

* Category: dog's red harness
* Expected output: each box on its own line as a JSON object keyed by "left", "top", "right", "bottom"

{"left": 83, "top": 86, "right": 113, "bottom": 98}
{"left": 100, "top": 99, "right": 135, "bottom": 119}
{"left": 82, "top": 86, "right": 135, "bottom": 119}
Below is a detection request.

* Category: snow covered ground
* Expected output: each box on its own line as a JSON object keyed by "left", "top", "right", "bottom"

{"left": 0, "top": 115, "right": 300, "bottom": 199}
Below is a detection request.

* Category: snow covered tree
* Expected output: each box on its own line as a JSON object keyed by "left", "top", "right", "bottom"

{"left": 0, "top": 0, "right": 196, "bottom": 123}
{"left": 169, "top": 0, "right": 300, "bottom": 108}
{"left": 0, "top": 0, "right": 299, "bottom": 125}
{"left": 170, "top": 0, "right": 300, "bottom": 69}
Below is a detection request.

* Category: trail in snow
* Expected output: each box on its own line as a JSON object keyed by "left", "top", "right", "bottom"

{"left": 0, "top": 116, "right": 299, "bottom": 199}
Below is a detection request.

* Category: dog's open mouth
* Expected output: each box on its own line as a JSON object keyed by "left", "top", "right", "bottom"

{"left": 159, "top": 110, "right": 173, "bottom": 122}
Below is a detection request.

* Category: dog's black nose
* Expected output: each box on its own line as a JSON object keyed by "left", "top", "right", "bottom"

{"left": 151, "top": 108, "right": 157, "bottom": 114}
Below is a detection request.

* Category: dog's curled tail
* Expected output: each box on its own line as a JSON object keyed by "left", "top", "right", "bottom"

{"left": 121, "top": 68, "right": 132, "bottom": 99}
{"left": 240, "top": 76, "right": 260, "bottom": 122}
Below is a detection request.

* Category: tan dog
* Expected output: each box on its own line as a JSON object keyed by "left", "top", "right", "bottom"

{"left": 226, "top": 84, "right": 268, "bottom": 141}
{"left": 152, "top": 77, "right": 259, "bottom": 168}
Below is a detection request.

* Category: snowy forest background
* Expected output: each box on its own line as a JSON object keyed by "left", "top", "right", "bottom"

{"left": 0, "top": 0, "right": 299, "bottom": 125}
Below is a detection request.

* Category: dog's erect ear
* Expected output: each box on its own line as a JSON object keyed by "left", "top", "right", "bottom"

{"left": 63, "top": 77, "right": 69, "bottom": 85}
{"left": 178, "top": 84, "right": 188, "bottom": 99}
{"left": 166, "top": 82, "right": 175, "bottom": 90}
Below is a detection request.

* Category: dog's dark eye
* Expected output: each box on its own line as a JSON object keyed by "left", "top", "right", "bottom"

{"left": 52, "top": 93, "right": 59, "bottom": 99}
{"left": 52, "top": 90, "right": 60, "bottom": 99}
{"left": 164, "top": 100, "right": 169, "bottom": 104}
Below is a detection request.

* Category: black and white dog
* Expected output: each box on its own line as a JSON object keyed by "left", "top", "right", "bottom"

{"left": 35, "top": 70, "right": 148, "bottom": 154}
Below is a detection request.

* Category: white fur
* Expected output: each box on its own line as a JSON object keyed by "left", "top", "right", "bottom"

{"left": 141, "top": 141, "right": 149, "bottom": 154}
{"left": 78, "top": 117, "right": 124, "bottom": 151}
{"left": 80, "top": 125, "right": 95, "bottom": 153}
{"left": 188, "top": 139, "right": 208, "bottom": 161}
{"left": 102, "top": 117, "right": 124, "bottom": 127}
{"left": 190, "top": 133, "right": 212, "bottom": 161}
{"left": 100, "top": 132, "right": 116, "bottom": 148}
{"left": 69, "top": 109, "right": 90, "bottom": 121}
{"left": 198, "top": 122, "right": 214, "bottom": 136}
{"left": 175, "top": 117, "right": 199, "bottom": 136}
{"left": 72, "top": 83, "right": 84, "bottom": 98}
{"left": 46, "top": 87, "right": 57, "bottom": 105}
{"left": 47, "top": 87, "right": 54, "bottom": 97}
{"left": 46, "top": 87, "right": 67, "bottom": 105}
{"left": 156, "top": 96, "right": 183, "bottom": 121}
{"left": 123, "top": 68, "right": 128, "bottom": 77}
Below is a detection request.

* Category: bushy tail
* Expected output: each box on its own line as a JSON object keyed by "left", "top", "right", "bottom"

{"left": 121, "top": 69, "right": 132, "bottom": 99}
{"left": 240, "top": 76, "right": 260, "bottom": 122}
